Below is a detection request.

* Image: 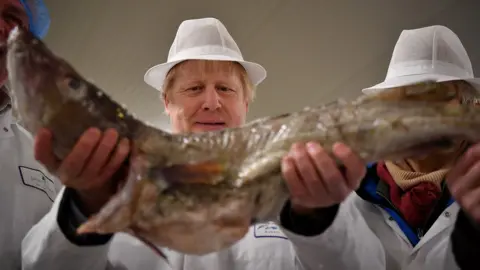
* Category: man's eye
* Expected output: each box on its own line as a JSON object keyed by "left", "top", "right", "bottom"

{"left": 188, "top": 86, "right": 201, "bottom": 91}
{"left": 218, "top": 86, "right": 235, "bottom": 92}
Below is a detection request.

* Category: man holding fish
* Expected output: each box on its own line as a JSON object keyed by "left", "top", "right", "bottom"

{"left": 275, "top": 25, "right": 480, "bottom": 270}
{"left": 355, "top": 25, "right": 480, "bottom": 270}
{"left": 0, "top": 1, "right": 61, "bottom": 269}
{"left": 18, "top": 18, "right": 480, "bottom": 270}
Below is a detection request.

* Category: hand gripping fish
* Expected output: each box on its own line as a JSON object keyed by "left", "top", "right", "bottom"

{"left": 6, "top": 26, "right": 480, "bottom": 262}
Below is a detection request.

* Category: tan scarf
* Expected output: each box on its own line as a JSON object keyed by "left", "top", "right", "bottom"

{"left": 385, "top": 162, "right": 449, "bottom": 190}
{"left": 385, "top": 141, "right": 468, "bottom": 190}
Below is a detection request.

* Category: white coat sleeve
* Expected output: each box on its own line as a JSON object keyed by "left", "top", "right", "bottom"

{"left": 278, "top": 194, "right": 387, "bottom": 270}
{"left": 21, "top": 187, "right": 113, "bottom": 270}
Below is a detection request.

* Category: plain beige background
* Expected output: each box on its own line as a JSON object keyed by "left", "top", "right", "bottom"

{"left": 42, "top": 0, "right": 480, "bottom": 130}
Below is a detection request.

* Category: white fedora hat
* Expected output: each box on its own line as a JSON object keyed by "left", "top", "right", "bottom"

{"left": 144, "top": 17, "right": 267, "bottom": 92}
{"left": 362, "top": 25, "right": 480, "bottom": 95}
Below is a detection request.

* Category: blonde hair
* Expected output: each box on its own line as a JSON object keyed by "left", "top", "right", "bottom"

{"left": 161, "top": 60, "right": 255, "bottom": 102}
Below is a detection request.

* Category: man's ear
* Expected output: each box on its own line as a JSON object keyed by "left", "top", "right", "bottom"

{"left": 163, "top": 93, "right": 170, "bottom": 115}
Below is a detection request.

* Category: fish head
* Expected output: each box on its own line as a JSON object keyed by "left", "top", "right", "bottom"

{"left": 5, "top": 26, "right": 140, "bottom": 160}
{"left": 6, "top": 26, "right": 93, "bottom": 133}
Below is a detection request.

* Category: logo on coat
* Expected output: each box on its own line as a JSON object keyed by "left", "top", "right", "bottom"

{"left": 254, "top": 222, "right": 288, "bottom": 239}
{"left": 19, "top": 166, "right": 56, "bottom": 201}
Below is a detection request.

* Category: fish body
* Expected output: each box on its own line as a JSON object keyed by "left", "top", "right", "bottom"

{"left": 6, "top": 27, "right": 480, "bottom": 259}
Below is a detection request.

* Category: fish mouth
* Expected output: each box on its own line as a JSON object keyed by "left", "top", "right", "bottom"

{"left": 6, "top": 26, "right": 27, "bottom": 53}
{"left": 5, "top": 27, "right": 50, "bottom": 125}
{"left": 6, "top": 27, "right": 34, "bottom": 77}
{"left": 6, "top": 27, "right": 53, "bottom": 92}
{"left": 7, "top": 26, "right": 54, "bottom": 66}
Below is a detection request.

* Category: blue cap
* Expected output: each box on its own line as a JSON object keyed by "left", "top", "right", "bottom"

{"left": 19, "top": 0, "right": 50, "bottom": 39}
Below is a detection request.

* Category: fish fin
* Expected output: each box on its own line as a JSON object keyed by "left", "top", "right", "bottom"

{"left": 77, "top": 155, "right": 151, "bottom": 235}
{"left": 129, "top": 227, "right": 170, "bottom": 264}
{"left": 154, "top": 161, "right": 227, "bottom": 185}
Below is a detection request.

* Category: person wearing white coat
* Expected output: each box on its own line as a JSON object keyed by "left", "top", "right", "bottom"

{"left": 0, "top": 1, "right": 61, "bottom": 270}
{"left": 301, "top": 25, "right": 480, "bottom": 270}
{"left": 22, "top": 17, "right": 378, "bottom": 270}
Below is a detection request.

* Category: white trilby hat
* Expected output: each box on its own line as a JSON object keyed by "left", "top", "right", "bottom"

{"left": 362, "top": 25, "right": 480, "bottom": 95}
{"left": 144, "top": 17, "right": 267, "bottom": 92}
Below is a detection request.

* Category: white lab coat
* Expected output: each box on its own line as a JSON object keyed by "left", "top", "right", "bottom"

{"left": 0, "top": 107, "right": 61, "bottom": 270}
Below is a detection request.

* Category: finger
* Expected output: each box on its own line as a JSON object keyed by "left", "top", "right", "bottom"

{"left": 306, "top": 142, "right": 350, "bottom": 201}
{"left": 449, "top": 161, "right": 480, "bottom": 199}
{"left": 57, "top": 128, "right": 102, "bottom": 179}
{"left": 33, "top": 128, "right": 60, "bottom": 172}
{"left": 81, "top": 128, "right": 119, "bottom": 177}
{"left": 98, "top": 138, "right": 131, "bottom": 181}
{"left": 448, "top": 144, "right": 480, "bottom": 181}
{"left": 332, "top": 142, "right": 366, "bottom": 190}
{"left": 290, "top": 143, "right": 324, "bottom": 197}
{"left": 458, "top": 187, "right": 480, "bottom": 223}
{"left": 282, "top": 156, "right": 309, "bottom": 201}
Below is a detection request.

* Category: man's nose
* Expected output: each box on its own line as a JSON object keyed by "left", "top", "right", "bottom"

{"left": 202, "top": 87, "right": 221, "bottom": 111}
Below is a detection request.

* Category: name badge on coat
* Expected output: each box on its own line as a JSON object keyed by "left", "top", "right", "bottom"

{"left": 19, "top": 166, "right": 56, "bottom": 201}
{"left": 254, "top": 222, "right": 288, "bottom": 239}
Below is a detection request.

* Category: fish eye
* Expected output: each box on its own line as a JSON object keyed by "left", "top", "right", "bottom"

{"left": 67, "top": 76, "right": 82, "bottom": 90}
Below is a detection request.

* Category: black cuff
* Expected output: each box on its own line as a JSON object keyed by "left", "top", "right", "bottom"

{"left": 57, "top": 187, "right": 113, "bottom": 246}
{"left": 280, "top": 200, "right": 339, "bottom": 237}
{"left": 451, "top": 209, "right": 480, "bottom": 270}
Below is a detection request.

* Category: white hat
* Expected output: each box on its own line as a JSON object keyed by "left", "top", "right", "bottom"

{"left": 144, "top": 17, "right": 267, "bottom": 91}
{"left": 362, "top": 25, "right": 480, "bottom": 95}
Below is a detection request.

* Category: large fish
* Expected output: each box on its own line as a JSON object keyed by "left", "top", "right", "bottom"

{"left": 6, "top": 26, "right": 480, "bottom": 261}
